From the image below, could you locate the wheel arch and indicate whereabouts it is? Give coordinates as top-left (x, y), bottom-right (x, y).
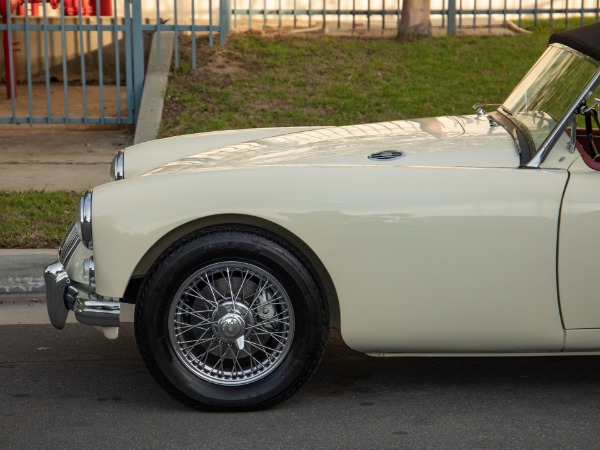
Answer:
top-left (127, 214), bottom-right (340, 329)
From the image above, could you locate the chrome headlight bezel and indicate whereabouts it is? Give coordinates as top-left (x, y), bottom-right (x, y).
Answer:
top-left (110, 150), bottom-right (125, 181)
top-left (78, 191), bottom-right (93, 250)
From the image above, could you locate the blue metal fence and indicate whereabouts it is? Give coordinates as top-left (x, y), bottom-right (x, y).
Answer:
top-left (0, 0), bottom-right (229, 125)
top-left (231, 0), bottom-right (600, 34)
top-left (3, 1), bottom-right (600, 126)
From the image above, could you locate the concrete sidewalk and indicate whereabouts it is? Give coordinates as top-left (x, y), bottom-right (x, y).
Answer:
top-left (0, 125), bottom-right (133, 191)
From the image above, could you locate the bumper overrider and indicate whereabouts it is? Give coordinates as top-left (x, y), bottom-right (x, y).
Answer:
top-left (44, 192), bottom-right (121, 337)
top-left (44, 261), bottom-right (120, 331)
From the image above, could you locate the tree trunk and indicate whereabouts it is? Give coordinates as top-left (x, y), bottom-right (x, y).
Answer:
top-left (398, 0), bottom-right (432, 37)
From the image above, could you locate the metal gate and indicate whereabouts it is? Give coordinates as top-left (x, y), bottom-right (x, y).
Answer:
top-left (0, 0), bottom-right (230, 125)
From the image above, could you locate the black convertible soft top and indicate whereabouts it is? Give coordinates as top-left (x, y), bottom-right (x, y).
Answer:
top-left (549, 22), bottom-right (600, 62)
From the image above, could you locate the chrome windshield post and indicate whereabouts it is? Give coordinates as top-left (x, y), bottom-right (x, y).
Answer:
top-left (568, 115), bottom-right (577, 154)
top-left (526, 75), bottom-right (600, 168)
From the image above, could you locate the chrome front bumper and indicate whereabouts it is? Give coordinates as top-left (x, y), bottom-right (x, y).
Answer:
top-left (44, 261), bottom-right (120, 330)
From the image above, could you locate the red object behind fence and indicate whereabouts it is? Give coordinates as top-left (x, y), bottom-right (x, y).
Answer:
top-left (1, 0), bottom-right (112, 100)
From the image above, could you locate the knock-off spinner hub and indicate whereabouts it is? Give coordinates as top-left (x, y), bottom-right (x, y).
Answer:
top-left (211, 302), bottom-right (254, 342)
top-left (218, 314), bottom-right (245, 339)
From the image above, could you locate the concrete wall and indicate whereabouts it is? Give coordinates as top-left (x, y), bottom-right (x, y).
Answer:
top-left (151, 0), bottom-right (590, 21)
top-left (228, 0), bottom-right (597, 29)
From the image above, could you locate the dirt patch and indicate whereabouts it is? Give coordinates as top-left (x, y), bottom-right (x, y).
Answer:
top-left (172, 36), bottom-right (250, 82)
top-left (205, 52), bottom-right (248, 78)
top-left (160, 37), bottom-right (252, 130)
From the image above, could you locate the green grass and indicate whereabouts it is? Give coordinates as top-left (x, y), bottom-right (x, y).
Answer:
top-left (0, 191), bottom-right (78, 248)
top-left (159, 32), bottom-right (550, 137)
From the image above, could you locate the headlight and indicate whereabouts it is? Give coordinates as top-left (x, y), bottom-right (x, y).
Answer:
top-left (78, 191), bottom-right (93, 250)
top-left (110, 150), bottom-right (124, 181)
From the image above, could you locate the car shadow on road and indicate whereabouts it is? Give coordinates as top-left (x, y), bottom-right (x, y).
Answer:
top-left (2, 323), bottom-right (600, 411)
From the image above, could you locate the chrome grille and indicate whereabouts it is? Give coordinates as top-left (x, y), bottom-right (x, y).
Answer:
top-left (59, 221), bottom-right (81, 265)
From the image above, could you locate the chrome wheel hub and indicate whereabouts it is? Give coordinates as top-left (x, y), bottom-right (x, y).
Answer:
top-left (211, 302), bottom-right (255, 342)
top-left (167, 262), bottom-right (295, 386)
top-left (218, 314), bottom-right (244, 339)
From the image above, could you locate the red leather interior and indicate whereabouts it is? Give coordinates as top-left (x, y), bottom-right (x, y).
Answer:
top-left (575, 128), bottom-right (600, 170)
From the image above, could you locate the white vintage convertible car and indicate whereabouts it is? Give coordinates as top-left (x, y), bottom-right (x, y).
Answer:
top-left (46, 23), bottom-right (600, 411)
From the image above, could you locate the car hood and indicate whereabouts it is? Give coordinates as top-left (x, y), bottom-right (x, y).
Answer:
top-left (144, 115), bottom-right (518, 176)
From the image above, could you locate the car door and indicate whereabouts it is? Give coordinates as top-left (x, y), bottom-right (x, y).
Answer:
top-left (558, 155), bottom-right (600, 350)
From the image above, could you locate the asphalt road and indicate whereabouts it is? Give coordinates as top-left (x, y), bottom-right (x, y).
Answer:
top-left (2, 305), bottom-right (600, 449)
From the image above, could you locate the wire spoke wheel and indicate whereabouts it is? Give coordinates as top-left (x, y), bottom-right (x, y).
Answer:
top-left (167, 262), bottom-right (295, 386)
top-left (135, 229), bottom-right (328, 411)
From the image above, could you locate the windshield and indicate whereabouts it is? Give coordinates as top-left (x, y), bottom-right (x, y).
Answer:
top-left (502, 44), bottom-right (600, 154)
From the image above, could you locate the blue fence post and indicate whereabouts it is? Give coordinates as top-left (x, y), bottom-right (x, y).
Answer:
top-left (447, 0), bottom-right (456, 36)
top-left (131, 0), bottom-right (145, 123)
top-left (220, 0), bottom-right (231, 45)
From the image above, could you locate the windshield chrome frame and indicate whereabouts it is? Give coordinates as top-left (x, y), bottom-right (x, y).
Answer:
top-left (526, 75), bottom-right (600, 168)
top-left (522, 48), bottom-right (600, 168)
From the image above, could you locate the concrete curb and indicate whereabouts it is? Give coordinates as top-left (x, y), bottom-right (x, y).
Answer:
top-left (0, 249), bottom-right (56, 297)
top-left (133, 31), bottom-right (175, 145)
top-left (505, 20), bottom-right (534, 35)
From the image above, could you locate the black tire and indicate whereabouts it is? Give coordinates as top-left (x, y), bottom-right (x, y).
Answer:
top-left (135, 228), bottom-right (328, 411)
